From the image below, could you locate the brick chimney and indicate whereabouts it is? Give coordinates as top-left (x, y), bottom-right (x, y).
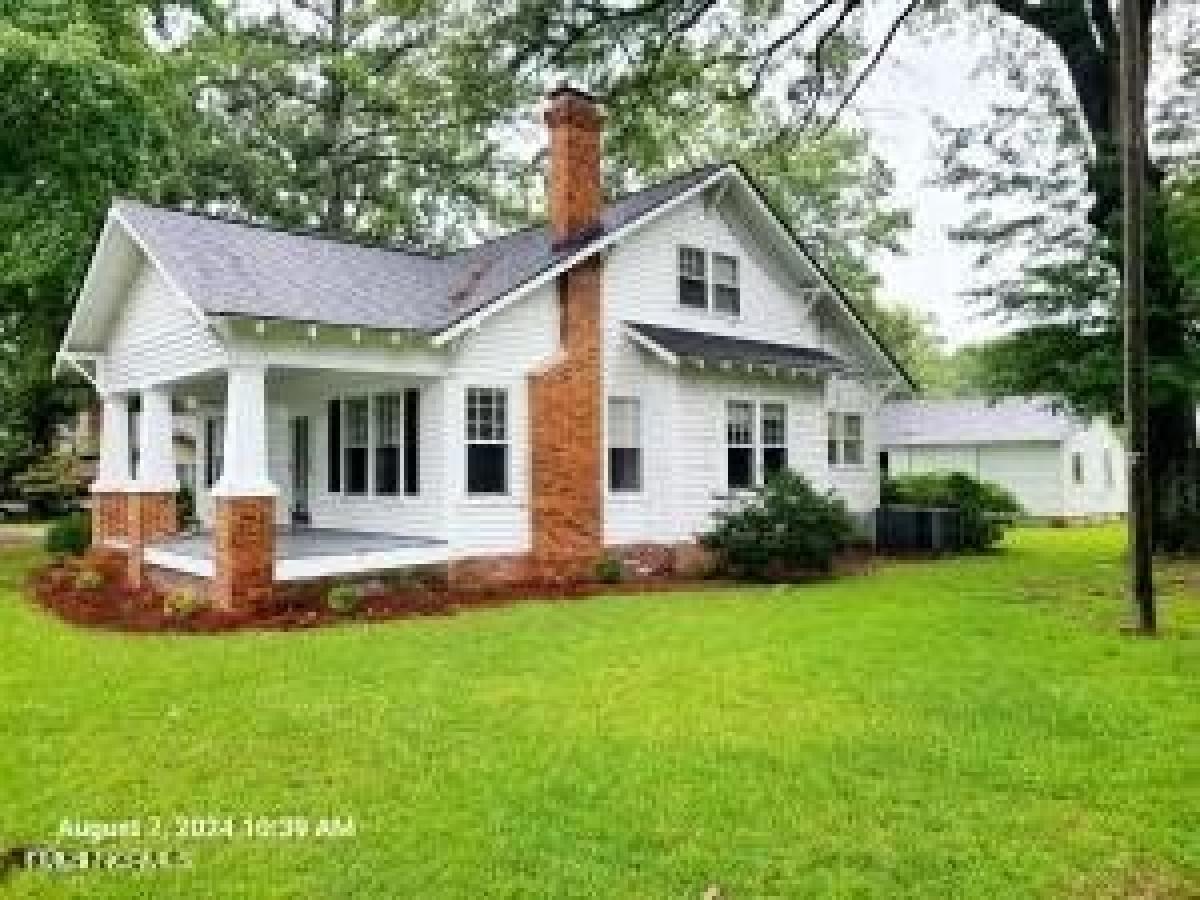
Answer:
top-left (545, 85), bottom-right (603, 248)
top-left (524, 85), bottom-right (606, 576)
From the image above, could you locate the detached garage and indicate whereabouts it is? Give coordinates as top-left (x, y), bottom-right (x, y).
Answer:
top-left (880, 397), bottom-right (1127, 520)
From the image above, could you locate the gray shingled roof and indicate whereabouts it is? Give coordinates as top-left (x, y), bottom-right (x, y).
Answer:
top-left (881, 397), bottom-right (1079, 446)
top-left (626, 321), bottom-right (852, 373)
top-left (113, 162), bottom-right (728, 333)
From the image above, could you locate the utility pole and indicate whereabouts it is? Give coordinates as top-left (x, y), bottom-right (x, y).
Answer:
top-left (1120, 0), bottom-right (1155, 633)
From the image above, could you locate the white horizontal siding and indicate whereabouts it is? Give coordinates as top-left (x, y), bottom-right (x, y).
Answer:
top-left (1062, 419), bottom-right (1127, 517)
top-left (103, 260), bottom-right (225, 390)
top-left (443, 283), bottom-right (559, 555)
top-left (824, 377), bottom-right (882, 514)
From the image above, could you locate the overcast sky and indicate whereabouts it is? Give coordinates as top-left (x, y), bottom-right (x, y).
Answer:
top-left (853, 17), bottom-right (1008, 349)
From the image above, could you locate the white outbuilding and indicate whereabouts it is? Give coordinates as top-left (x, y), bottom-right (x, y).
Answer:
top-left (880, 397), bottom-right (1126, 520)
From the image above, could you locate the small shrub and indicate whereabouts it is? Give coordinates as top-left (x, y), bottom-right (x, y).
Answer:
top-left (72, 568), bottom-right (105, 591)
top-left (701, 470), bottom-right (856, 580)
top-left (593, 554), bottom-right (624, 584)
top-left (45, 513), bottom-right (91, 557)
top-left (326, 583), bottom-right (362, 615)
top-left (882, 472), bottom-right (1022, 551)
top-left (164, 588), bottom-right (204, 618)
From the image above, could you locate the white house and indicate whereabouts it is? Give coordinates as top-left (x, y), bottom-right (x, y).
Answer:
top-left (56, 86), bottom-right (912, 608)
top-left (880, 397), bottom-right (1127, 520)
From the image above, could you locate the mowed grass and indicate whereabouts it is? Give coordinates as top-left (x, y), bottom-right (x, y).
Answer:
top-left (3, 526), bottom-right (1200, 898)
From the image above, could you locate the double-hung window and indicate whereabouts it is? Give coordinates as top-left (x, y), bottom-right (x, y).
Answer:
top-left (726, 401), bottom-right (756, 490)
top-left (466, 387), bottom-right (509, 495)
top-left (761, 403), bottom-right (788, 480)
top-left (679, 247), bottom-right (741, 315)
top-left (827, 412), bottom-right (864, 466)
top-left (712, 253), bottom-right (740, 316)
top-left (608, 397), bottom-right (643, 493)
top-left (678, 247), bottom-right (708, 309)
top-left (344, 396), bottom-right (370, 495)
top-left (375, 392), bottom-right (403, 496)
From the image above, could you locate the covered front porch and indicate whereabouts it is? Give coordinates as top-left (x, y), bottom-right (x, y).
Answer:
top-left (146, 527), bottom-right (449, 581)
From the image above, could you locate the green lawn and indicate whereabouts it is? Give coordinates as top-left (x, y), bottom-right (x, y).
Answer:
top-left (3, 526), bottom-right (1200, 898)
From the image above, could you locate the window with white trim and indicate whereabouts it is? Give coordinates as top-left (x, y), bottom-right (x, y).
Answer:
top-left (1104, 448), bottom-right (1114, 487)
top-left (761, 403), bottom-right (788, 480)
top-left (726, 400), bottom-right (756, 490)
top-left (608, 396), bottom-right (643, 493)
top-left (344, 395), bottom-right (370, 495)
top-left (466, 387), bottom-right (508, 495)
top-left (375, 392), bottom-right (403, 496)
top-left (712, 253), bottom-right (740, 316)
top-left (827, 412), bottom-right (864, 466)
top-left (679, 246), bottom-right (742, 315)
top-left (1072, 451), bottom-right (1084, 484)
top-left (678, 247), bottom-right (707, 309)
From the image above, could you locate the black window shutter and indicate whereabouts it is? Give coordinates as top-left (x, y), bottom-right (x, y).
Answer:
top-left (403, 388), bottom-right (420, 495)
top-left (204, 418), bottom-right (215, 488)
top-left (328, 398), bottom-right (342, 492)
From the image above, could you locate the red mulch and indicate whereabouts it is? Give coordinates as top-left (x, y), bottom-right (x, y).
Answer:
top-left (29, 550), bottom-right (877, 636)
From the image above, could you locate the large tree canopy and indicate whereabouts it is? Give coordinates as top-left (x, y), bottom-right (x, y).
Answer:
top-left (0, 0), bottom-right (177, 480)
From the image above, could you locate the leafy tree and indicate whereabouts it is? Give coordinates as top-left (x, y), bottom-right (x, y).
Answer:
top-left (168, 0), bottom-right (530, 244)
top-left (0, 0), bottom-right (175, 483)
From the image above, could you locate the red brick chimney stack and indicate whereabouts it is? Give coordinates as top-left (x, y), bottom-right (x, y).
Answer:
top-left (544, 85), bottom-right (603, 248)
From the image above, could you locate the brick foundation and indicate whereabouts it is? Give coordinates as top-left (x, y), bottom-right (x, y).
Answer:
top-left (126, 491), bottom-right (177, 587)
top-left (90, 492), bottom-right (129, 546)
top-left (212, 495), bottom-right (275, 610)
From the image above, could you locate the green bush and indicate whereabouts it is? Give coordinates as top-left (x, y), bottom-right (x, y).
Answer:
top-left (882, 472), bottom-right (1023, 551)
top-left (45, 512), bottom-right (91, 556)
top-left (72, 568), bottom-right (104, 591)
top-left (701, 470), bottom-right (856, 580)
top-left (593, 554), bottom-right (624, 584)
top-left (326, 583), bottom-right (362, 615)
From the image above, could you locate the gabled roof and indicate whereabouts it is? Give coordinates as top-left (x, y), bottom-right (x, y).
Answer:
top-left (881, 397), bottom-right (1080, 446)
top-left (109, 162), bottom-right (728, 333)
top-left (625, 322), bottom-right (853, 375)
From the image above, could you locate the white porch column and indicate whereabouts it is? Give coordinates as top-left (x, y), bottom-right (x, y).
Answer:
top-left (92, 391), bottom-right (132, 492)
top-left (134, 386), bottom-right (179, 493)
top-left (212, 362), bottom-right (277, 496)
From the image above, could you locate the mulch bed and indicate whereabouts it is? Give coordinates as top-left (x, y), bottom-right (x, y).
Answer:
top-left (29, 549), bottom-right (877, 635)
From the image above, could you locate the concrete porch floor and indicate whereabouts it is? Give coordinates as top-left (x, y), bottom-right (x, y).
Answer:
top-left (144, 527), bottom-right (450, 581)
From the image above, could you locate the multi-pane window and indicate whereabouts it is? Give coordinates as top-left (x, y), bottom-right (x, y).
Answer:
top-left (344, 395), bottom-right (370, 495)
top-left (827, 412), bottom-right (864, 466)
top-left (375, 393), bottom-right (403, 496)
top-left (204, 415), bottom-right (225, 488)
top-left (608, 397), bottom-right (643, 492)
top-left (726, 401), bottom-right (755, 490)
top-left (678, 247), bottom-right (708, 309)
top-left (466, 387), bottom-right (509, 495)
top-left (712, 253), bottom-right (740, 316)
top-left (679, 246), bottom-right (742, 315)
top-left (761, 403), bottom-right (788, 480)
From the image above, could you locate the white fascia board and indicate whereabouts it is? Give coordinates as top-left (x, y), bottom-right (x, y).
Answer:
top-left (432, 165), bottom-right (735, 346)
top-left (56, 214), bottom-right (120, 367)
top-left (723, 168), bottom-right (911, 388)
top-left (622, 325), bottom-right (679, 366)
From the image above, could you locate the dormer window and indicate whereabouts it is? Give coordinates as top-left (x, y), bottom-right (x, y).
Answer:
top-left (678, 246), bottom-right (740, 316)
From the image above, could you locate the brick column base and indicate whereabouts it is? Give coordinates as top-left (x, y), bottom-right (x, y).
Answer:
top-left (126, 492), bottom-right (178, 587)
top-left (91, 492), bottom-right (129, 546)
top-left (213, 495), bottom-right (274, 610)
